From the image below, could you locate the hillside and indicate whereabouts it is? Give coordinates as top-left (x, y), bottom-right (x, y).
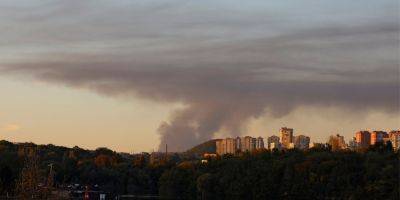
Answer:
top-left (185, 139), bottom-right (218, 156)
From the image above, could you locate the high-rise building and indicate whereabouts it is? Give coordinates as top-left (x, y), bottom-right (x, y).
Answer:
top-left (370, 131), bottom-right (388, 145)
top-left (280, 127), bottom-right (294, 149)
top-left (251, 137), bottom-right (257, 150)
top-left (355, 131), bottom-right (371, 148)
top-left (240, 136), bottom-right (258, 152)
top-left (270, 142), bottom-right (280, 149)
top-left (216, 138), bottom-right (238, 155)
top-left (256, 137), bottom-right (264, 149)
top-left (294, 135), bottom-right (310, 150)
top-left (241, 136), bottom-right (252, 152)
top-left (217, 136), bottom-right (266, 155)
top-left (267, 135), bottom-right (280, 150)
top-left (226, 138), bottom-right (237, 154)
top-left (216, 139), bottom-right (225, 155)
top-left (235, 136), bottom-right (241, 150)
top-left (389, 130), bottom-right (400, 150)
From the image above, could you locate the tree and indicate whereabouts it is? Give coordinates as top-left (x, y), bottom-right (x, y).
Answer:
top-left (15, 148), bottom-right (42, 199)
top-left (159, 168), bottom-right (197, 199)
top-left (0, 166), bottom-right (13, 194)
top-left (328, 136), bottom-right (340, 151)
top-left (196, 173), bottom-right (216, 200)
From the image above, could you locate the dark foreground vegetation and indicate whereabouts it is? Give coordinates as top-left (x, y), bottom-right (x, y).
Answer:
top-left (0, 140), bottom-right (398, 199)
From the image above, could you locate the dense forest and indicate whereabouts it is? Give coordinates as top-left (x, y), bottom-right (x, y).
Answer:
top-left (0, 140), bottom-right (398, 199)
top-left (160, 144), bottom-right (399, 200)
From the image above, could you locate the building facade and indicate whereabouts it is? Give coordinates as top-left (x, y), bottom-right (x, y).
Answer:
top-left (217, 136), bottom-right (267, 155)
top-left (240, 136), bottom-right (256, 152)
top-left (280, 127), bottom-right (294, 149)
top-left (235, 136), bottom-right (241, 150)
top-left (294, 135), bottom-right (310, 150)
top-left (241, 136), bottom-right (251, 152)
top-left (370, 131), bottom-right (388, 145)
top-left (355, 131), bottom-right (371, 148)
top-left (389, 130), bottom-right (400, 150)
top-left (256, 137), bottom-right (264, 149)
top-left (267, 135), bottom-right (280, 150)
top-left (216, 138), bottom-right (238, 155)
top-left (216, 139), bottom-right (225, 155)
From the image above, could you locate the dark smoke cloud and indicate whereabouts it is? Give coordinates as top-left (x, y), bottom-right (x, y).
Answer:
top-left (0, 0), bottom-right (399, 151)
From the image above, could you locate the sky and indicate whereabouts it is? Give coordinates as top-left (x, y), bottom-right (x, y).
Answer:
top-left (0, 0), bottom-right (399, 152)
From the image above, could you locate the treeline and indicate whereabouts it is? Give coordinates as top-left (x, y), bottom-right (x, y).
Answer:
top-left (0, 140), bottom-right (178, 197)
top-left (0, 140), bottom-right (398, 199)
top-left (159, 143), bottom-right (399, 200)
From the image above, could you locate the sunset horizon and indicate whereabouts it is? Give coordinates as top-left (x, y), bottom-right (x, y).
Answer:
top-left (0, 1), bottom-right (399, 199)
top-left (1, 0), bottom-right (398, 153)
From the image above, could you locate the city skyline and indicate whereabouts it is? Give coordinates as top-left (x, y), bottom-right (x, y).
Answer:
top-left (3, 124), bottom-right (399, 153)
top-left (215, 128), bottom-right (400, 155)
top-left (0, 0), bottom-right (399, 152)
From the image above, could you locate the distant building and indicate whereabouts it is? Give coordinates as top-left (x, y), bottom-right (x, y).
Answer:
top-left (226, 138), bottom-right (237, 154)
top-left (267, 135), bottom-right (280, 150)
top-left (202, 153), bottom-right (217, 163)
top-left (217, 136), bottom-right (265, 155)
top-left (370, 131), bottom-right (388, 145)
top-left (256, 137), bottom-right (264, 149)
top-left (240, 136), bottom-right (250, 152)
top-left (389, 130), bottom-right (400, 150)
top-left (235, 136), bottom-right (241, 150)
top-left (355, 131), bottom-right (371, 148)
top-left (294, 135), bottom-right (310, 150)
top-left (270, 142), bottom-right (280, 150)
top-left (203, 153), bottom-right (217, 159)
top-left (310, 143), bottom-right (329, 149)
top-left (288, 143), bottom-right (295, 149)
top-left (328, 134), bottom-right (347, 150)
top-left (215, 140), bottom-right (224, 155)
top-left (280, 127), bottom-right (294, 149)
top-left (252, 137), bottom-right (257, 150)
top-left (241, 136), bottom-right (256, 152)
top-left (216, 138), bottom-right (237, 155)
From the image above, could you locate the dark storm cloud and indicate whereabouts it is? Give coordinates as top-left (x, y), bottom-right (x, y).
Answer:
top-left (0, 0), bottom-right (398, 151)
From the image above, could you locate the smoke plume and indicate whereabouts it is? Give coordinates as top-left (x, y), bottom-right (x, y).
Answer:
top-left (0, 0), bottom-right (398, 151)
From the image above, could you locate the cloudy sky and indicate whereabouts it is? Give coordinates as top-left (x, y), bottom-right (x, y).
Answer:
top-left (0, 0), bottom-right (398, 152)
